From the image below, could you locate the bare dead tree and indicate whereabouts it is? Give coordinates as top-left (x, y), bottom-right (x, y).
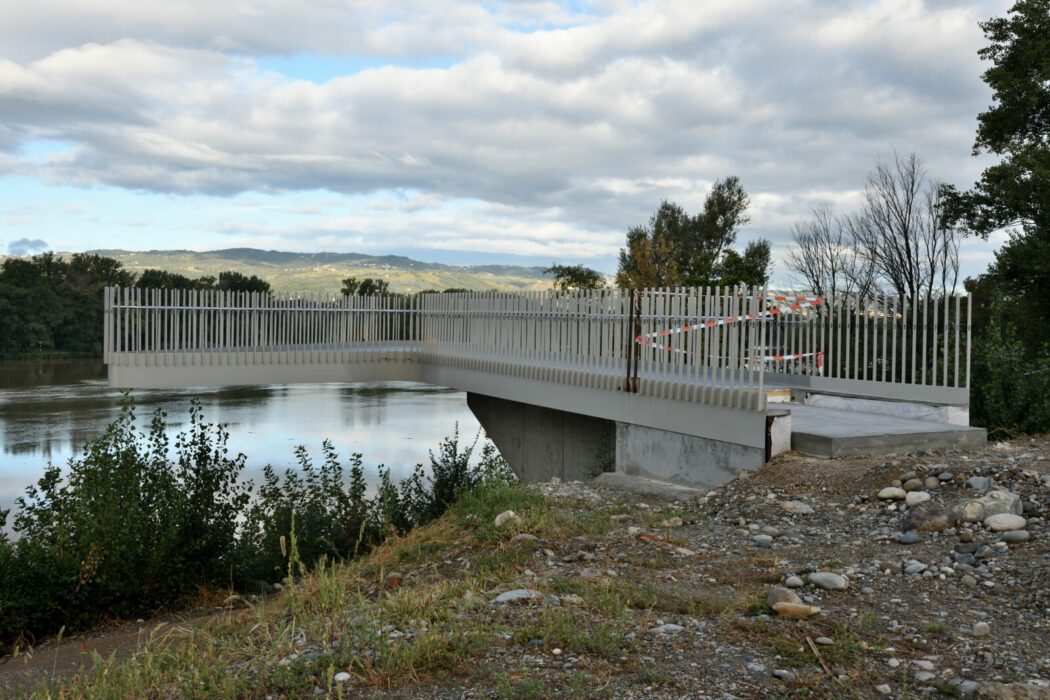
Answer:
top-left (784, 205), bottom-right (877, 299)
top-left (846, 152), bottom-right (962, 300)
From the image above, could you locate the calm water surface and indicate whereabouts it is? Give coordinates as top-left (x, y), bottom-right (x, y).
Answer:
top-left (0, 359), bottom-right (480, 518)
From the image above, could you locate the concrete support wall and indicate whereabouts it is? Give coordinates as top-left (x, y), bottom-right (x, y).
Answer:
top-left (469, 392), bottom-right (765, 489)
top-left (467, 393), bottom-right (614, 482)
top-left (614, 422), bottom-right (764, 489)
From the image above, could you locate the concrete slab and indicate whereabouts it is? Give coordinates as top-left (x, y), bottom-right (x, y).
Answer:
top-left (787, 404), bottom-right (987, 458)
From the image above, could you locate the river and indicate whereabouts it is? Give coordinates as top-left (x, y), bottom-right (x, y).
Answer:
top-left (0, 359), bottom-right (481, 522)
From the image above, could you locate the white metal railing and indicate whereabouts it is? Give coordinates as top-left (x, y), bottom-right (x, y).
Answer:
top-left (104, 286), bottom-right (971, 410)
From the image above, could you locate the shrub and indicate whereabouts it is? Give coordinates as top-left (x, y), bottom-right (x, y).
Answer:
top-left (1, 397), bottom-right (250, 642)
top-left (971, 315), bottom-right (1050, 438)
top-left (237, 441), bottom-right (377, 586)
top-left (0, 401), bottom-right (514, 647)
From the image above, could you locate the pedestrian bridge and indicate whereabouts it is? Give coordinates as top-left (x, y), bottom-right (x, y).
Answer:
top-left (104, 286), bottom-right (985, 487)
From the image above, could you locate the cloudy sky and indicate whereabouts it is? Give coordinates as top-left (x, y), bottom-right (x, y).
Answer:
top-left (0, 0), bottom-right (1012, 280)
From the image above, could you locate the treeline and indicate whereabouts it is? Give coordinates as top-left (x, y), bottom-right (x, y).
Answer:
top-left (0, 252), bottom-right (270, 356)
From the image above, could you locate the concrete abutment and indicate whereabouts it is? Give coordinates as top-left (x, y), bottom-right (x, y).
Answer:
top-left (467, 392), bottom-right (763, 488)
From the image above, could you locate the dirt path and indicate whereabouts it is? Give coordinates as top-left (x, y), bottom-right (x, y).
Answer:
top-left (0, 609), bottom-right (229, 695)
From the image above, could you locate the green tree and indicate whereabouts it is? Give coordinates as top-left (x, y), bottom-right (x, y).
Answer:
top-left (136, 269), bottom-right (202, 290)
top-left (615, 177), bottom-right (767, 288)
top-left (341, 277), bottom-right (390, 296)
top-left (543, 264), bottom-right (605, 291)
top-left (217, 270), bottom-right (271, 294)
top-left (940, 0), bottom-right (1050, 343)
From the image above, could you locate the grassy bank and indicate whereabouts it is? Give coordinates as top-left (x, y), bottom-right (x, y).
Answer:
top-left (0, 398), bottom-right (512, 649)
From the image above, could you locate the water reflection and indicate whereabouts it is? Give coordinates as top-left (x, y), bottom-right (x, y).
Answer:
top-left (0, 360), bottom-right (480, 519)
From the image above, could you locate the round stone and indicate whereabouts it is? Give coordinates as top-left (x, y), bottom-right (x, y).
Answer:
top-left (766, 587), bottom-right (802, 607)
top-left (906, 491), bottom-right (931, 507)
top-left (925, 477), bottom-right (941, 489)
top-left (878, 487), bottom-right (907, 500)
top-left (900, 532), bottom-right (921, 544)
top-left (984, 513), bottom-right (1026, 531)
top-left (973, 621), bottom-right (991, 638)
top-left (785, 575), bottom-right (804, 588)
top-left (903, 478), bottom-right (924, 492)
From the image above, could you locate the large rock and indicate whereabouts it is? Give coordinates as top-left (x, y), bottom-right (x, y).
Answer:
top-left (977, 490), bottom-right (1023, 518)
top-left (951, 500), bottom-right (986, 523)
top-left (903, 501), bottom-right (950, 532)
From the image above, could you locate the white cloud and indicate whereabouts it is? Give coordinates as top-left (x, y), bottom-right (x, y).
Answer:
top-left (0, 0), bottom-right (1014, 278)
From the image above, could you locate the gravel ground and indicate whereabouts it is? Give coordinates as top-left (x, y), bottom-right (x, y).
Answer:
top-left (359, 436), bottom-right (1050, 699)
top-left (4, 435), bottom-right (1050, 699)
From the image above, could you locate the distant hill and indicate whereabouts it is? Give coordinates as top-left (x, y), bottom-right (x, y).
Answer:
top-left (80, 249), bottom-right (552, 294)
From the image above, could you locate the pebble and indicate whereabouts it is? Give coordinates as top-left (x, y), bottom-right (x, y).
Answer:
top-left (745, 662), bottom-right (766, 673)
top-left (906, 491), bottom-right (931, 506)
top-left (966, 476), bottom-right (993, 491)
top-left (814, 636), bottom-right (833, 646)
top-left (904, 563), bottom-right (926, 575)
top-left (334, 672), bottom-right (350, 682)
top-left (491, 589), bottom-right (545, 605)
top-left (772, 669), bottom-right (796, 681)
top-left (784, 575), bottom-right (804, 588)
top-left (878, 487), bottom-right (907, 500)
top-left (650, 623), bottom-right (684, 635)
top-left (752, 534), bottom-right (773, 548)
top-left (984, 513), bottom-right (1026, 531)
top-left (767, 587), bottom-right (802, 607)
top-left (808, 572), bottom-right (848, 590)
top-left (780, 501), bottom-right (814, 515)
top-left (494, 510), bottom-right (520, 528)
top-left (876, 684), bottom-right (892, 695)
top-left (973, 621), bottom-right (990, 638)
top-left (903, 478), bottom-right (924, 492)
top-left (900, 532), bottom-right (921, 544)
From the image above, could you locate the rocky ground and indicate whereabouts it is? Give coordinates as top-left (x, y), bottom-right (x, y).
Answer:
top-left (4, 435), bottom-right (1050, 699)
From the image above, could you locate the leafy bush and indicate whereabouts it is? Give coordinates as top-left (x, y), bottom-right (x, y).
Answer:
top-left (0, 402), bottom-right (514, 647)
top-left (971, 315), bottom-right (1050, 438)
top-left (237, 441), bottom-right (377, 586)
top-left (0, 398), bottom-right (249, 642)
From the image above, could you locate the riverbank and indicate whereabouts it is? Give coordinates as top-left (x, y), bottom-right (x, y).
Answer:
top-left (4, 436), bottom-right (1050, 698)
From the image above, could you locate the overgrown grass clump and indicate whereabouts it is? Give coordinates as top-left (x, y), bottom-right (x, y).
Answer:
top-left (0, 397), bottom-right (514, 648)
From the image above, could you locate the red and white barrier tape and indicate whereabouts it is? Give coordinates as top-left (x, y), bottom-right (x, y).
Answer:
top-left (632, 296), bottom-right (825, 372)
top-left (635, 297), bottom-right (824, 346)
